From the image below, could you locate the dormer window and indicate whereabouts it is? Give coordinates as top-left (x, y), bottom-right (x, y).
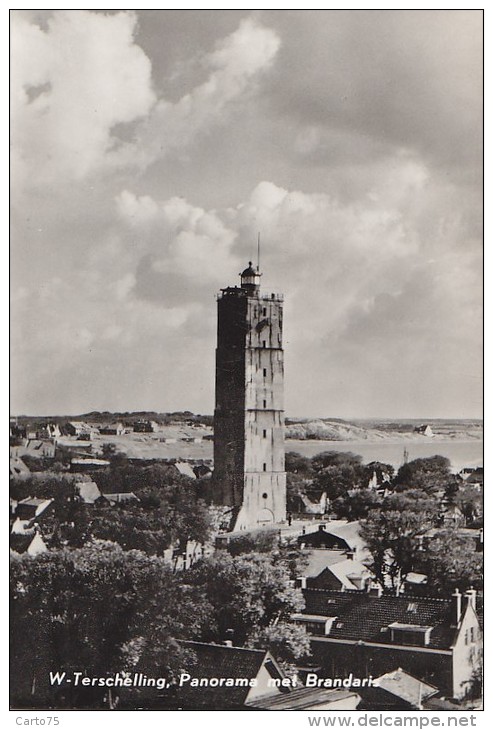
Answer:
top-left (292, 614), bottom-right (337, 636)
top-left (388, 622), bottom-right (433, 646)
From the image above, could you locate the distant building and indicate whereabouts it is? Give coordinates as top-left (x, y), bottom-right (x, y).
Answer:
top-left (133, 420), bottom-right (158, 433)
top-left (414, 424), bottom-right (434, 437)
top-left (99, 422), bottom-right (125, 436)
top-left (75, 480), bottom-right (101, 504)
top-left (102, 492), bottom-right (139, 505)
top-left (10, 531), bottom-right (48, 557)
top-left (70, 457), bottom-right (110, 473)
top-left (64, 421), bottom-right (98, 439)
top-left (15, 498), bottom-right (54, 521)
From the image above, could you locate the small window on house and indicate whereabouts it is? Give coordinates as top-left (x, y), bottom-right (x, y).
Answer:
top-left (262, 340), bottom-right (266, 348)
top-left (407, 602), bottom-right (417, 613)
top-left (263, 429), bottom-right (267, 438)
top-left (263, 368), bottom-right (267, 377)
top-left (263, 463), bottom-right (267, 472)
top-left (263, 307), bottom-right (267, 316)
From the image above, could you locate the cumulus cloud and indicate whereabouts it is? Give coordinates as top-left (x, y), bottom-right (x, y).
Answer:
top-left (10, 11), bottom-right (481, 417)
top-left (11, 10), bottom-right (155, 189)
top-left (11, 12), bottom-right (280, 192)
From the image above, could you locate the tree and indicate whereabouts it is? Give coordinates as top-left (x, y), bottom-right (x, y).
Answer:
top-left (331, 488), bottom-right (383, 521)
top-left (183, 552), bottom-right (305, 650)
top-left (416, 529), bottom-right (483, 597)
top-left (360, 509), bottom-right (432, 593)
top-left (226, 529), bottom-right (279, 556)
top-left (393, 455), bottom-right (457, 494)
top-left (285, 452), bottom-right (313, 476)
top-left (246, 622), bottom-right (310, 673)
top-left (310, 452), bottom-right (364, 501)
top-left (10, 542), bottom-right (212, 708)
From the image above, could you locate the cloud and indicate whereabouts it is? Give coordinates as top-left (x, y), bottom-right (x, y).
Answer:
top-left (11, 10), bottom-right (155, 189)
top-left (10, 11), bottom-right (481, 418)
top-left (110, 18), bottom-right (281, 169)
top-left (11, 12), bottom-right (281, 194)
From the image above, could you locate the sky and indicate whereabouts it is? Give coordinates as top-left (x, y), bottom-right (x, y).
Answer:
top-left (10, 9), bottom-right (483, 419)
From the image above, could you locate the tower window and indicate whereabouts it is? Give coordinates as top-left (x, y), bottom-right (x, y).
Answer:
top-left (262, 492), bottom-right (268, 499)
top-left (263, 368), bottom-right (267, 378)
top-left (262, 340), bottom-right (266, 348)
top-left (263, 400), bottom-right (267, 409)
top-left (263, 429), bottom-right (267, 438)
top-left (263, 463), bottom-right (267, 472)
top-left (262, 307), bottom-right (267, 316)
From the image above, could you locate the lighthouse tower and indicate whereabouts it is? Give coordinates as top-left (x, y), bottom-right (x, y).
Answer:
top-left (213, 262), bottom-right (286, 531)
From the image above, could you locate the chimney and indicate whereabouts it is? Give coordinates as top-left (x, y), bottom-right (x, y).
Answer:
top-left (367, 582), bottom-right (383, 597)
top-left (464, 588), bottom-right (477, 611)
top-left (452, 588), bottom-right (462, 626)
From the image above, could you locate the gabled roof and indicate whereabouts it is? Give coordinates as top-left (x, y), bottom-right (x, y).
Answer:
top-left (374, 668), bottom-right (438, 706)
top-left (164, 640), bottom-right (283, 708)
top-left (301, 549), bottom-right (350, 577)
top-left (302, 589), bottom-right (457, 649)
top-left (102, 492), bottom-right (139, 504)
top-left (246, 687), bottom-right (359, 710)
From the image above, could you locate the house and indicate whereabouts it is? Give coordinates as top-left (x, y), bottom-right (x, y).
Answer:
top-left (438, 503), bottom-right (466, 529)
top-left (10, 456), bottom-right (30, 477)
top-left (10, 531), bottom-right (48, 557)
top-left (459, 467), bottom-right (483, 488)
top-left (70, 457), bottom-right (110, 473)
top-left (295, 587), bottom-right (481, 699)
top-left (174, 462), bottom-right (196, 479)
top-left (357, 668), bottom-right (438, 710)
top-left (99, 422), bottom-right (125, 436)
top-left (193, 463), bottom-right (212, 479)
top-left (35, 423), bottom-right (61, 440)
top-left (76, 480), bottom-right (101, 504)
top-left (297, 550), bottom-right (372, 591)
top-left (102, 492), bottom-right (139, 505)
top-left (153, 640), bottom-right (360, 710)
top-left (15, 498), bottom-right (54, 521)
top-left (298, 521), bottom-right (369, 561)
top-left (64, 421), bottom-right (98, 439)
top-left (246, 687), bottom-right (361, 710)
top-left (155, 640), bottom-right (286, 709)
top-left (16, 440), bottom-right (56, 459)
top-left (133, 420), bottom-right (158, 433)
top-left (414, 424), bottom-right (434, 437)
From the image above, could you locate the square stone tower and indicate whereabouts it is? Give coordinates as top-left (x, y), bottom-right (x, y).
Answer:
top-left (213, 263), bottom-right (287, 531)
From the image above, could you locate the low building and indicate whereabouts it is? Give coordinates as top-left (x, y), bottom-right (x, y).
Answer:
top-left (64, 421), bottom-right (98, 439)
top-left (133, 420), bottom-right (159, 433)
top-left (297, 550), bottom-right (372, 591)
top-left (298, 522), bottom-right (369, 561)
top-left (99, 422), bottom-right (125, 436)
top-left (414, 424), bottom-right (434, 437)
top-left (10, 531), bottom-right (48, 557)
top-left (102, 492), bottom-right (139, 505)
top-left (16, 498), bottom-right (54, 521)
top-left (70, 457), bottom-right (110, 473)
top-left (76, 480), bottom-right (101, 504)
top-left (357, 668), bottom-right (438, 710)
top-left (296, 587), bottom-right (481, 699)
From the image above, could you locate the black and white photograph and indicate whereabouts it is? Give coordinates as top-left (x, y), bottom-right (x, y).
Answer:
top-left (9, 8), bottom-right (483, 716)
